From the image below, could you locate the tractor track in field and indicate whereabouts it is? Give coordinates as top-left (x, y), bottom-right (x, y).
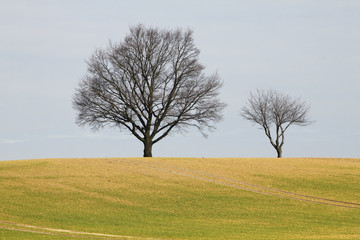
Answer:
top-left (122, 159), bottom-right (360, 209)
top-left (0, 221), bottom-right (171, 240)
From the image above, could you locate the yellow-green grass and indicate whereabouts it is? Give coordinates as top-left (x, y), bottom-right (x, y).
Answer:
top-left (1, 157), bottom-right (360, 239)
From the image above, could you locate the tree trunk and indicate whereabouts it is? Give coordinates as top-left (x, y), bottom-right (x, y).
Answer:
top-left (143, 139), bottom-right (153, 157)
top-left (276, 147), bottom-right (282, 158)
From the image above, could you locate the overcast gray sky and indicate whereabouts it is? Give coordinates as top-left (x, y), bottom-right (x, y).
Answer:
top-left (1, 0), bottom-right (359, 160)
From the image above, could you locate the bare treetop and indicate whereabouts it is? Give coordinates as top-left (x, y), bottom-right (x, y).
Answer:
top-left (73, 24), bottom-right (226, 157)
top-left (241, 89), bottom-right (313, 158)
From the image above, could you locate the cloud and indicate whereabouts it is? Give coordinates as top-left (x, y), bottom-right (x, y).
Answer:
top-left (45, 132), bottom-right (133, 141)
top-left (46, 134), bottom-right (78, 140)
top-left (0, 139), bottom-right (26, 144)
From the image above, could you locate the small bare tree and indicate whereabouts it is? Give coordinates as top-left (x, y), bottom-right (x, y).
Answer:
top-left (73, 24), bottom-right (226, 157)
top-left (241, 89), bottom-right (312, 158)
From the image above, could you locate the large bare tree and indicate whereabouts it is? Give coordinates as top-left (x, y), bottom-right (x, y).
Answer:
top-left (73, 24), bottom-right (226, 157)
top-left (241, 89), bottom-right (312, 158)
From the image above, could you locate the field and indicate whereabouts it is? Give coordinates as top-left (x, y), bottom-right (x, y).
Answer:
top-left (0, 157), bottom-right (360, 239)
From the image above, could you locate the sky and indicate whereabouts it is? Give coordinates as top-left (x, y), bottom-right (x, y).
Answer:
top-left (0, 0), bottom-right (359, 160)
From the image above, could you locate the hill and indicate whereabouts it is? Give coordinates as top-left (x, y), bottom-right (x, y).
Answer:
top-left (1, 157), bottom-right (360, 239)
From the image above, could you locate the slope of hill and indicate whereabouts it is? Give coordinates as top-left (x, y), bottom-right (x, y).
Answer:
top-left (1, 157), bottom-right (359, 239)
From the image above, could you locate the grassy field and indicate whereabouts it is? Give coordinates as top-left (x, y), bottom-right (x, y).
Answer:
top-left (0, 157), bottom-right (360, 239)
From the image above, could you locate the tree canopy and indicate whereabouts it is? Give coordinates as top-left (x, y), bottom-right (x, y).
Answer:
top-left (73, 24), bottom-right (226, 157)
top-left (241, 89), bottom-right (312, 158)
